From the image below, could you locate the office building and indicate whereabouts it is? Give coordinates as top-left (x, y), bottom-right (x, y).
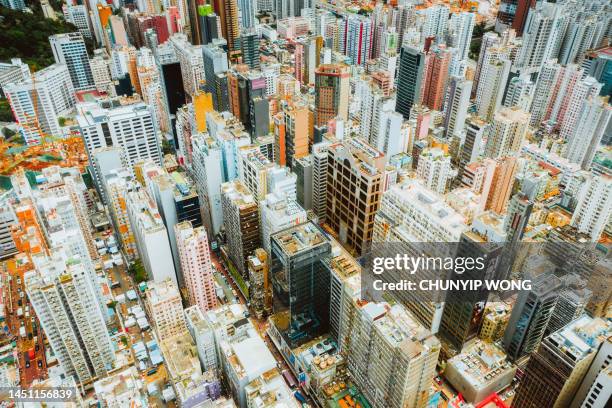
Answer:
top-left (77, 99), bottom-right (162, 185)
top-left (513, 316), bottom-right (610, 408)
top-left (326, 138), bottom-right (385, 256)
top-left (213, 0), bottom-right (240, 51)
top-left (438, 230), bottom-right (505, 353)
top-left (395, 45), bottom-right (425, 119)
top-left (239, 29), bottom-right (260, 70)
top-left (145, 278), bottom-right (188, 342)
top-left (311, 141), bottom-right (330, 223)
top-left (126, 189), bottom-right (178, 287)
top-left (175, 221), bottom-right (218, 313)
top-left (49, 32), bottom-right (95, 91)
top-left (26, 252), bottom-right (115, 385)
top-left (480, 303), bottom-right (512, 343)
top-left (314, 64), bottom-right (349, 126)
top-left (270, 221), bottom-right (332, 346)
top-left (503, 272), bottom-right (562, 362)
top-left (221, 180), bottom-right (261, 278)
top-left (546, 274), bottom-right (592, 336)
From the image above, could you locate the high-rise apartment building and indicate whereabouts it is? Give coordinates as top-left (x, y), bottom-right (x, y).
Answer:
top-left (170, 33), bottom-right (205, 99)
top-left (26, 252), bottom-right (115, 385)
top-left (564, 96), bottom-right (611, 169)
top-left (571, 174), bottom-right (612, 241)
top-left (476, 55), bottom-right (511, 121)
top-left (343, 14), bottom-right (372, 66)
top-left (342, 301), bottom-right (441, 408)
top-left (444, 76), bottom-right (472, 139)
top-left (485, 107), bottom-right (530, 159)
top-left (416, 147), bottom-right (454, 194)
top-left (485, 156), bottom-right (518, 215)
top-left (395, 45), bottom-right (425, 119)
top-left (421, 45), bottom-right (451, 111)
top-left (314, 64), bottom-right (349, 127)
top-left (192, 134), bottom-right (224, 236)
top-left (175, 221), bottom-right (218, 312)
top-left (326, 138), bottom-right (385, 256)
top-left (517, 1), bottom-right (567, 71)
top-left (49, 32), bottom-right (95, 91)
top-left (221, 180), bottom-right (261, 277)
top-left (145, 278), bottom-right (188, 342)
top-left (4, 64), bottom-right (75, 144)
top-left (101, 168), bottom-right (139, 261)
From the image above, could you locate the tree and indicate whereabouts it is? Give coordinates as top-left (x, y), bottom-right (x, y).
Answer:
top-left (0, 98), bottom-right (14, 123)
top-left (0, 7), bottom-right (80, 71)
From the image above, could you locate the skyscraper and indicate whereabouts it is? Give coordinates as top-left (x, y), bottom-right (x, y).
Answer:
top-left (26, 252), bottom-right (115, 385)
top-left (314, 64), bottom-right (350, 127)
top-left (564, 96), bottom-right (611, 169)
top-left (49, 32), bottom-right (95, 91)
top-left (239, 29), bottom-right (261, 70)
top-left (444, 76), bottom-right (472, 139)
top-left (503, 272), bottom-right (561, 362)
top-left (213, 0), bottom-right (240, 51)
top-left (145, 278), bottom-right (188, 342)
top-left (4, 64), bottom-right (75, 144)
top-left (476, 56), bottom-right (511, 121)
top-left (326, 138), bottom-right (385, 256)
top-left (512, 316), bottom-right (610, 408)
top-left (485, 107), bottom-right (530, 159)
top-left (342, 300), bottom-right (441, 408)
top-left (270, 221), bottom-right (332, 346)
top-left (395, 45), bottom-right (425, 119)
top-left (175, 221), bottom-right (218, 312)
top-left (571, 174), bottom-right (612, 241)
top-left (221, 180), bottom-right (261, 278)
top-left (421, 45), bottom-right (451, 111)
top-left (77, 100), bottom-right (162, 182)
top-left (517, 1), bottom-right (567, 71)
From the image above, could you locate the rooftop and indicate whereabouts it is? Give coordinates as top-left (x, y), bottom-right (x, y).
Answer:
top-left (447, 341), bottom-right (515, 390)
top-left (271, 221), bottom-right (328, 256)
